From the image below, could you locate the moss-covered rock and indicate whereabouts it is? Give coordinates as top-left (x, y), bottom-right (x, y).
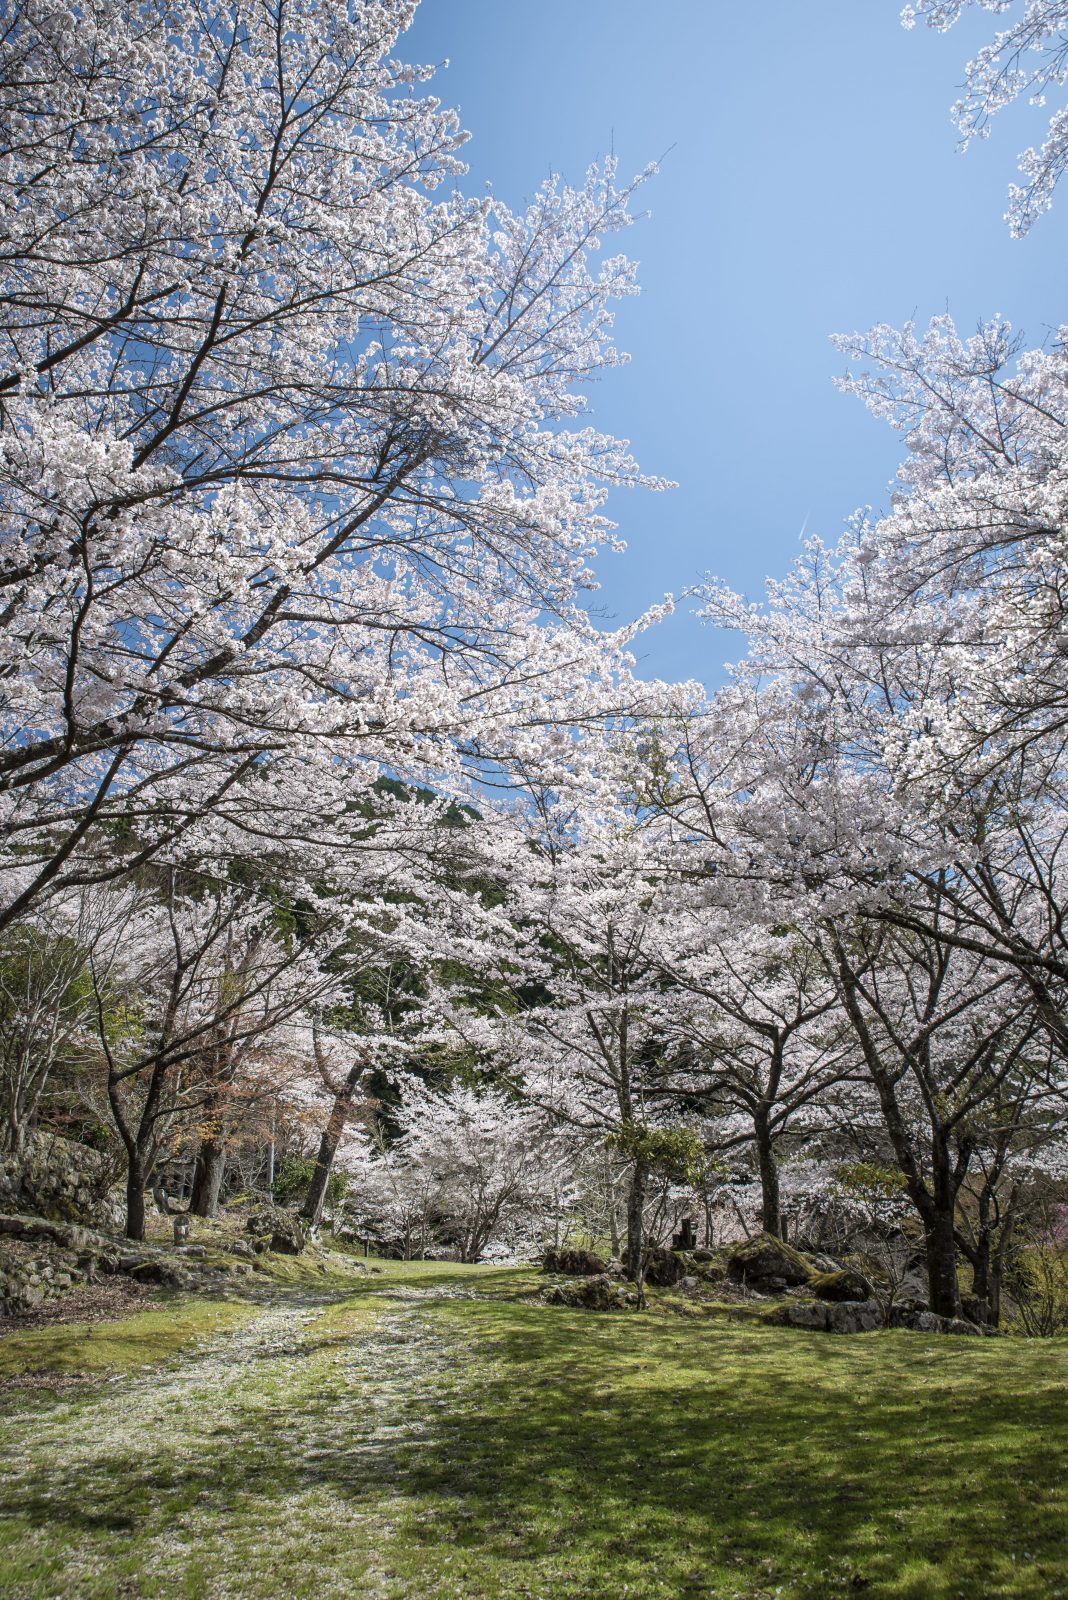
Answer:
top-left (809, 1267), bottom-right (872, 1302)
top-left (826, 1298), bottom-right (882, 1334)
top-left (642, 1246), bottom-right (687, 1287)
top-left (544, 1273), bottom-right (639, 1311)
top-left (682, 1251), bottom-right (726, 1283)
top-left (769, 1299), bottom-right (831, 1331)
top-left (542, 1245), bottom-right (606, 1276)
top-left (725, 1233), bottom-right (814, 1291)
top-left (245, 1206), bottom-right (306, 1255)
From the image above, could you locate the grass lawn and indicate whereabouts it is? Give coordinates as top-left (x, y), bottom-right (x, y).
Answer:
top-left (0, 1296), bottom-right (255, 1381)
top-left (0, 1260), bottom-right (1065, 1599)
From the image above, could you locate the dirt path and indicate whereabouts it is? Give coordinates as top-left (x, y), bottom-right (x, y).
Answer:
top-left (0, 1284), bottom-right (473, 1599)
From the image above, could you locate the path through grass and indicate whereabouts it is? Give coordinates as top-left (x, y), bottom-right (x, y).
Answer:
top-left (0, 1262), bottom-right (1066, 1599)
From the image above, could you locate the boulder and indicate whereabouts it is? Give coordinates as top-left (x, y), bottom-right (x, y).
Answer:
top-left (826, 1298), bottom-right (882, 1334)
top-left (891, 1305), bottom-right (982, 1335)
top-left (677, 1251), bottom-right (725, 1283)
top-left (810, 1267), bottom-right (873, 1303)
top-left (887, 1296), bottom-right (929, 1327)
top-left (642, 1246), bottom-right (688, 1287)
top-left (541, 1245), bottom-right (607, 1276)
top-left (125, 1256), bottom-right (192, 1289)
top-left (770, 1299), bottom-right (831, 1331)
top-left (245, 1206), bottom-right (306, 1255)
top-left (221, 1238), bottom-right (257, 1261)
top-left (805, 1252), bottom-right (843, 1274)
top-left (726, 1233), bottom-right (813, 1292)
top-left (545, 1273), bottom-right (640, 1311)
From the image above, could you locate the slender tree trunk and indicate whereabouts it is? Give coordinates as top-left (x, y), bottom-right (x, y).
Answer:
top-left (189, 1136), bottom-right (226, 1218)
top-left (967, 1237), bottom-right (997, 1326)
top-left (126, 1154), bottom-right (147, 1242)
top-left (300, 1064), bottom-right (360, 1228)
top-left (754, 1112), bottom-right (781, 1239)
top-left (609, 1206), bottom-right (621, 1258)
top-left (624, 1155), bottom-right (648, 1283)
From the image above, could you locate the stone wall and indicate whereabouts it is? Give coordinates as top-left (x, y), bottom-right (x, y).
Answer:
top-left (0, 1132), bottom-right (124, 1231)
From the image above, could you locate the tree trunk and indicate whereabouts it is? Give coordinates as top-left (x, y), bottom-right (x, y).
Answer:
top-left (968, 1238), bottom-right (995, 1327)
top-left (624, 1156), bottom-right (648, 1284)
top-left (754, 1114), bottom-right (781, 1239)
top-left (300, 1063), bottom-right (360, 1228)
top-left (924, 1207), bottom-right (961, 1318)
top-left (189, 1136), bottom-right (226, 1218)
top-left (126, 1155), bottom-right (147, 1242)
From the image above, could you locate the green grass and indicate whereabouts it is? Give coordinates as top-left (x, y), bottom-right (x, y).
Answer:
top-left (0, 1295), bottom-right (254, 1379)
top-left (0, 1261), bottom-right (1065, 1599)
top-left (388, 1295), bottom-right (1068, 1600)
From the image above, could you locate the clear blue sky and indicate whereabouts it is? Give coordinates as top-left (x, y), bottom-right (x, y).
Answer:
top-left (403, 1), bottom-right (1068, 689)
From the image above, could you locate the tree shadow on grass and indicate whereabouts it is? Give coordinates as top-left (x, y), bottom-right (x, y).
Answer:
top-left (3, 1297), bottom-right (1066, 1599)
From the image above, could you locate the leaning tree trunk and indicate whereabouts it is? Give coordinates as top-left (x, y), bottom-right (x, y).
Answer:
top-left (300, 1063), bottom-right (361, 1228)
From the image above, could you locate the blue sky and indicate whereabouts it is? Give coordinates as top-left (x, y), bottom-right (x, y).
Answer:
top-left (403, 1), bottom-right (1068, 689)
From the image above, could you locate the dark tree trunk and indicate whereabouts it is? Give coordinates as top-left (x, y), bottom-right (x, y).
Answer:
top-left (126, 1156), bottom-right (147, 1242)
top-left (189, 1136), bottom-right (226, 1218)
top-left (754, 1113), bottom-right (781, 1239)
top-left (924, 1207), bottom-right (961, 1319)
top-left (968, 1239), bottom-right (996, 1327)
top-left (300, 1063), bottom-right (361, 1228)
top-left (961, 1172), bottom-right (1017, 1329)
top-left (624, 1156), bottom-right (648, 1283)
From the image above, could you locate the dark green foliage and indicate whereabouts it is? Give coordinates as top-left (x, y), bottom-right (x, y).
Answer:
top-left (272, 1157), bottom-right (348, 1211)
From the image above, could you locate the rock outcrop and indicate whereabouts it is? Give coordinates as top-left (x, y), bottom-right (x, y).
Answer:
top-left (809, 1267), bottom-right (873, 1303)
top-left (541, 1245), bottom-right (607, 1276)
top-left (544, 1273), bottom-right (639, 1311)
top-left (245, 1206), bottom-right (306, 1255)
top-left (641, 1246), bottom-right (688, 1287)
top-left (725, 1234), bottom-right (814, 1291)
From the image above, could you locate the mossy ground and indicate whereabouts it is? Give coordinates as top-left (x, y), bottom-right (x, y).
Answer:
top-left (0, 1259), bottom-right (1065, 1599)
top-left (0, 1295), bottom-right (254, 1380)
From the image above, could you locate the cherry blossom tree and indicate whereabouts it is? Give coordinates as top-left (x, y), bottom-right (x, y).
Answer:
top-left (653, 342), bottom-right (1068, 1313)
top-left (434, 796), bottom-right (708, 1283)
top-left (0, 886), bottom-right (131, 1154)
top-left (903, 0), bottom-right (1068, 233)
top-left (371, 1080), bottom-right (561, 1261)
top-left (88, 875), bottom-right (332, 1238)
top-left (657, 925), bottom-right (858, 1240)
top-left (0, 0), bottom-right (670, 931)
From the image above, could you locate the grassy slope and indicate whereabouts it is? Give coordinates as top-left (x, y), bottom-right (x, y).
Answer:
top-left (0, 1260), bottom-right (1065, 1600)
